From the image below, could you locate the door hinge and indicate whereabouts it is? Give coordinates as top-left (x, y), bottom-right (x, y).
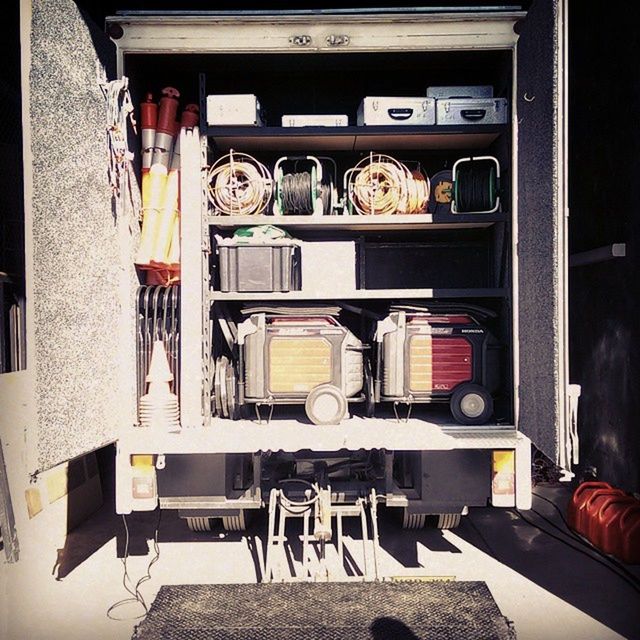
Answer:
top-left (326, 34), bottom-right (350, 47)
top-left (290, 35), bottom-right (312, 47)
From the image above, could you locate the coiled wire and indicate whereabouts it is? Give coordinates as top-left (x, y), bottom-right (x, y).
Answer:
top-left (280, 165), bottom-right (334, 215)
top-left (348, 153), bottom-right (430, 216)
top-left (208, 150), bottom-right (273, 216)
top-left (454, 159), bottom-right (497, 213)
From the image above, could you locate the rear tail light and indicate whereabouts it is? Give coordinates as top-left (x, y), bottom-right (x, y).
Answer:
top-left (130, 454), bottom-right (157, 500)
top-left (492, 450), bottom-right (515, 507)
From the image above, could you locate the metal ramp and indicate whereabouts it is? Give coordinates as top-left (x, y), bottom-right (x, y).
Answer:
top-left (264, 484), bottom-right (381, 582)
top-left (132, 582), bottom-right (516, 640)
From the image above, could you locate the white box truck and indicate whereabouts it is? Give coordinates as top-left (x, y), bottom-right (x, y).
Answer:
top-left (14, 0), bottom-right (572, 563)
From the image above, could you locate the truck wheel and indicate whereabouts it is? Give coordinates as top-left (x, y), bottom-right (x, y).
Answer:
top-left (450, 383), bottom-right (493, 425)
top-left (402, 509), bottom-right (426, 530)
top-left (185, 516), bottom-right (213, 532)
top-left (434, 513), bottom-right (462, 529)
top-left (222, 510), bottom-right (248, 532)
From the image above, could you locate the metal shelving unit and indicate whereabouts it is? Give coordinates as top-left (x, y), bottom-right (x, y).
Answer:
top-left (207, 213), bottom-right (507, 231)
top-left (208, 288), bottom-right (508, 302)
top-left (205, 124), bottom-right (506, 152)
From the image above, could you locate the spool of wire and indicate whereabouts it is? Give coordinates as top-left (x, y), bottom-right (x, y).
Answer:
top-left (208, 150), bottom-right (273, 216)
top-left (451, 156), bottom-right (500, 214)
top-left (274, 156), bottom-right (335, 216)
top-left (346, 153), bottom-right (430, 216)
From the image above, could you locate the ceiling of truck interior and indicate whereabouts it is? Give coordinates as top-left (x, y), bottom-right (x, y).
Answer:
top-left (76, 1), bottom-right (532, 26)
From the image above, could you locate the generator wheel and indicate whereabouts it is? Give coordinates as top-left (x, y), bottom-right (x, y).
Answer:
top-left (305, 384), bottom-right (348, 425)
top-left (450, 383), bottom-right (493, 425)
top-left (225, 358), bottom-right (239, 420)
top-left (222, 510), bottom-right (248, 532)
top-left (214, 357), bottom-right (224, 417)
top-left (185, 516), bottom-right (213, 532)
top-left (434, 513), bottom-right (462, 529)
top-left (402, 509), bottom-right (426, 530)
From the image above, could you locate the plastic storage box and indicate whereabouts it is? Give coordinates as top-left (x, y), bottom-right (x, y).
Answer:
top-left (282, 115), bottom-right (349, 127)
top-left (206, 94), bottom-right (263, 126)
top-left (217, 239), bottom-right (301, 292)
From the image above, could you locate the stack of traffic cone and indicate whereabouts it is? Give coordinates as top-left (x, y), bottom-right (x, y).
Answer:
top-left (138, 340), bottom-right (180, 431)
top-left (135, 87), bottom-right (199, 285)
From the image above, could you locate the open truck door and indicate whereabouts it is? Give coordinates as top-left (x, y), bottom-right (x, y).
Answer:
top-left (19, 0), bottom-right (136, 473)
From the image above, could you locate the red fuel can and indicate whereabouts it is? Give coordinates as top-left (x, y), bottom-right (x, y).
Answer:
top-left (568, 482), bottom-right (612, 534)
top-left (593, 496), bottom-right (639, 553)
top-left (580, 488), bottom-right (624, 539)
top-left (619, 506), bottom-right (640, 564)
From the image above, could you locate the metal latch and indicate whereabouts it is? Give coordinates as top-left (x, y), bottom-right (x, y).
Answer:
top-left (326, 34), bottom-right (350, 46)
top-left (290, 35), bottom-right (312, 47)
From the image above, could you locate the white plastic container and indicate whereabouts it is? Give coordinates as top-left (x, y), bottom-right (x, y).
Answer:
top-left (206, 94), bottom-right (263, 126)
top-left (282, 114), bottom-right (348, 127)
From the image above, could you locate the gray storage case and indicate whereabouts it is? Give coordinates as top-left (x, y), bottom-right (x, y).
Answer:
top-left (357, 97), bottom-right (436, 126)
top-left (427, 85), bottom-right (493, 99)
top-left (217, 243), bottom-right (301, 292)
top-left (436, 98), bottom-right (509, 126)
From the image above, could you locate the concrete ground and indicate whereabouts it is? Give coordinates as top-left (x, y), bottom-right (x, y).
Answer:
top-left (1, 483), bottom-right (639, 640)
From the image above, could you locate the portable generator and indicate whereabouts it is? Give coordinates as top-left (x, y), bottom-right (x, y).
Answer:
top-left (374, 306), bottom-right (500, 424)
top-left (236, 311), bottom-right (365, 424)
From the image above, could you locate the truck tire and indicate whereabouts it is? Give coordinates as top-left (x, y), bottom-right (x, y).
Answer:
top-left (185, 516), bottom-right (214, 532)
top-left (450, 383), bottom-right (493, 425)
top-left (401, 509), bottom-right (426, 530)
top-left (222, 510), bottom-right (248, 531)
top-left (434, 513), bottom-right (462, 529)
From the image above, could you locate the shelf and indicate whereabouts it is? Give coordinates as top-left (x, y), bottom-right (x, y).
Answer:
top-left (208, 288), bottom-right (507, 302)
top-left (119, 418), bottom-right (521, 455)
top-left (206, 124), bottom-right (506, 152)
top-left (207, 213), bottom-right (507, 231)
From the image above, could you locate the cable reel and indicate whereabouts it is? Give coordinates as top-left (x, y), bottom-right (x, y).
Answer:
top-left (451, 156), bottom-right (501, 214)
top-left (273, 155), bottom-right (336, 216)
top-left (345, 152), bottom-right (430, 216)
top-left (208, 149), bottom-right (273, 216)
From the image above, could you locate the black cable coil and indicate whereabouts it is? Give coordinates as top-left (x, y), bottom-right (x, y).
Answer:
top-left (455, 159), bottom-right (498, 213)
top-left (281, 169), bottom-right (332, 215)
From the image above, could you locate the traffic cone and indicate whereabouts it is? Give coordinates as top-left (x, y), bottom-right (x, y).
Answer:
top-left (139, 340), bottom-right (180, 431)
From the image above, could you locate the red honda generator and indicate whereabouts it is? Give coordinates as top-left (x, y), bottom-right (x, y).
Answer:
top-left (374, 305), bottom-right (501, 424)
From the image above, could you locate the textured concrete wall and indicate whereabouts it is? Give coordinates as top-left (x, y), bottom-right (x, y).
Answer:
top-left (26, 0), bottom-right (136, 471)
top-left (568, 0), bottom-right (640, 491)
top-left (516, 0), bottom-right (562, 460)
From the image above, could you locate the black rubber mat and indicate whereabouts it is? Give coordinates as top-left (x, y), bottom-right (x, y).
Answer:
top-left (132, 581), bottom-right (516, 640)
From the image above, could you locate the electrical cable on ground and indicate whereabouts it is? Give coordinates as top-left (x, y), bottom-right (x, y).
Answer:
top-left (531, 490), bottom-right (640, 589)
top-left (513, 507), bottom-right (640, 595)
top-left (107, 510), bottom-right (162, 621)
